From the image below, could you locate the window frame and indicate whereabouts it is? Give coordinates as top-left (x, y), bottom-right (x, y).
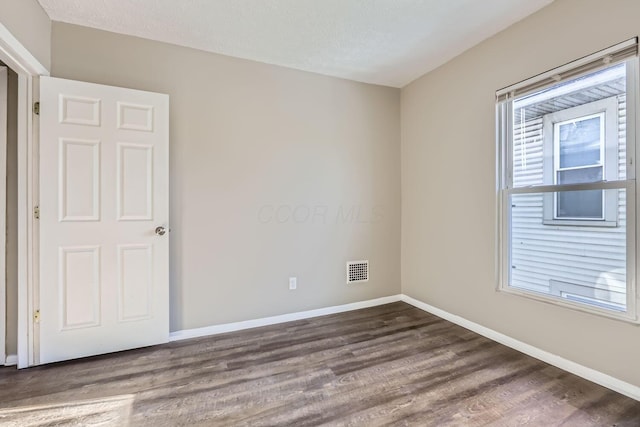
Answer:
top-left (496, 44), bottom-right (639, 324)
top-left (541, 97), bottom-right (619, 226)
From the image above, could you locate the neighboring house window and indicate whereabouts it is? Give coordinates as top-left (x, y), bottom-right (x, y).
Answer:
top-left (542, 98), bottom-right (619, 226)
top-left (496, 38), bottom-right (639, 322)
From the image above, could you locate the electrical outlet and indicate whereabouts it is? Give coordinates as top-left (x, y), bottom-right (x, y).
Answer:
top-left (289, 277), bottom-right (297, 290)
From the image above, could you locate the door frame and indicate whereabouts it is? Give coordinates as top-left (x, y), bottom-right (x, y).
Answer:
top-left (0, 66), bottom-right (8, 366)
top-left (0, 23), bottom-right (48, 368)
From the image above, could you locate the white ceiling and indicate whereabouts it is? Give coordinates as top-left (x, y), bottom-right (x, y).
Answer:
top-left (38, 0), bottom-right (553, 88)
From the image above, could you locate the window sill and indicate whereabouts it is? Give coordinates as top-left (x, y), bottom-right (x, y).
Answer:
top-left (496, 285), bottom-right (639, 325)
top-left (542, 219), bottom-right (618, 227)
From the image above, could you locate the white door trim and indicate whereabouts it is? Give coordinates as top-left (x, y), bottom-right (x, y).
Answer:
top-left (0, 66), bottom-right (7, 365)
top-left (0, 22), bottom-right (48, 368)
top-left (0, 24), bottom-right (48, 77)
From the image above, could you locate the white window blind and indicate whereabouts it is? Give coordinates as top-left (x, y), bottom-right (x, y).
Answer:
top-left (495, 37), bottom-right (640, 321)
top-left (496, 38), bottom-right (638, 103)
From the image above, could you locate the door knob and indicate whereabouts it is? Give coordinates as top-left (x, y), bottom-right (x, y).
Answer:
top-left (155, 226), bottom-right (167, 236)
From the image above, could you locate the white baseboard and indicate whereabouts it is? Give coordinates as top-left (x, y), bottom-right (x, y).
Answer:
top-left (168, 292), bottom-right (639, 401)
top-left (4, 354), bottom-right (17, 366)
top-left (169, 294), bottom-right (402, 342)
top-left (400, 294), bottom-right (640, 402)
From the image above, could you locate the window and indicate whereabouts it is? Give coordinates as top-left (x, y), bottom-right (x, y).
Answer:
top-left (554, 113), bottom-right (604, 219)
top-left (497, 39), bottom-right (639, 321)
top-left (541, 96), bottom-right (619, 225)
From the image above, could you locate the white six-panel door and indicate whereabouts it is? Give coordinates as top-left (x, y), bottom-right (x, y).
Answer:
top-left (39, 77), bottom-right (169, 364)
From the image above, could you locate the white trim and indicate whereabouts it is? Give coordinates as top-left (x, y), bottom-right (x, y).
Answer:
top-left (0, 67), bottom-right (6, 366)
top-left (28, 76), bottom-right (39, 368)
top-left (0, 23), bottom-right (43, 369)
top-left (16, 73), bottom-right (37, 369)
top-left (0, 23), bottom-right (48, 76)
top-left (169, 295), bottom-right (402, 342)
top-left (4, 354), bottom-right (17, 366)
top-left (400, 294), bottom-right (640, 402)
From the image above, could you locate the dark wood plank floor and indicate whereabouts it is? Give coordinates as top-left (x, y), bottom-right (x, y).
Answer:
top-left (0, 302), bottom-right (638, 426)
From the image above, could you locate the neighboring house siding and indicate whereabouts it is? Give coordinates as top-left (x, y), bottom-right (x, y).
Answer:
top-left (511, 95), bottom-right (626, 302)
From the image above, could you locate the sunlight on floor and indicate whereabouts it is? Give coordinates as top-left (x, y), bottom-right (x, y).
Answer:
top-left (0, 394), bottom-right (134, 426)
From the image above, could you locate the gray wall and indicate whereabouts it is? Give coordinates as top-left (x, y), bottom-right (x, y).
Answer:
top-left (3, 0), bottom-right (636, 391)
top-left (401, 0), bottom-right (640, 387)
top-left (0, 0), bottom-right (51, 70)
top-left (51, 23), bottom-right (401, 332)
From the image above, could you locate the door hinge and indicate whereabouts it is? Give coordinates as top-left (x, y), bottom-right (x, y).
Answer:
top-left (34, 206), bottom-right (40, 219)
top-left (33, 102), bottom-right (40, 115)
top-left (34, 309), bottom-right (40, 323)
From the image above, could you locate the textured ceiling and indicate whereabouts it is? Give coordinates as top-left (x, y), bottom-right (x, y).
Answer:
top-left (38, 0), bottom-right (554, 88)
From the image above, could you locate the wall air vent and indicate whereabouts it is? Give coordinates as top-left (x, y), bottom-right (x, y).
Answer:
top-left (347, 260), bottom-right (369, 284)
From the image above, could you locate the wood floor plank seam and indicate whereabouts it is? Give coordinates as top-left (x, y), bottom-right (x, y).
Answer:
top-left (0, 302), bottom-right (637, 426)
